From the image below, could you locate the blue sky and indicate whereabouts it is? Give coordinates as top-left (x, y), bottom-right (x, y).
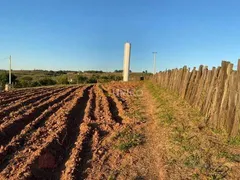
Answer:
top-left (0, 0), bottom-right (240, 72)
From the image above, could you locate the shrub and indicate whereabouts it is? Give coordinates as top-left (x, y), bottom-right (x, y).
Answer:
top-left (38, 78), bottom-right (56, 86)
top-left (18, 76), bottom-right (33, 88)
top-left (77, 75), bottom-right (88, 84)
top-left (87, 76), bottom-right (97, 83)
top-left (0, 71), bottom-right (17, 88)
top-left (55, 75), bottom-right (69, 84)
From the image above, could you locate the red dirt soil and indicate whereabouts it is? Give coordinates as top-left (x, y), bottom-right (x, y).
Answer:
top-left (0, 83), bottom-right (142, 180)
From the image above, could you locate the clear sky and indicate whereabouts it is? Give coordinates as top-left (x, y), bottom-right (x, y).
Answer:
top-left (0, 0), bottom-right (240, 72)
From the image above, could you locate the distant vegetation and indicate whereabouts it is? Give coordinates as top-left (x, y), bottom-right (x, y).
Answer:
top-left (114, 70), bottom-right (133, 73)
top-left (0, 69), bottom-right (152, 89)
top-left (83, 70), bottom-right (104, 73)
top-left (114, 70), bottom-right (123, 73)
top-left (0, 71), bottom-right (17, 88)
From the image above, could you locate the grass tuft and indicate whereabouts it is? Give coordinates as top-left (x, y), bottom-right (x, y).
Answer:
top-left (219, 151), bottom-right (240, 162)
top-left (184, 154), bottom-right (201, 168)
top-left (145, 81), bottom-right (235, 179)
top-left (228, 135), bottom-right (240, 146)
top-left (113, 127), bottom-right (144, 152)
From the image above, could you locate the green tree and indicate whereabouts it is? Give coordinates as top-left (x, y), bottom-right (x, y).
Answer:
top-left (87, 76), bottom-right (97, 83)
top-left (31, 81), bottom-right (41, 87)
top-left (114, 70), bottom-right (123, 73)
top-left (115, 76), bottom-right (122, 81)
top-left (56, 75), bottom-right (69, 84)
top-left (38, 78), bottom-right (56, 86)
top-left (86, 75), bottom-right (98, 83)
top-left (19, 76), bottom-right (33, 87)
top-left (77, 75), bottom-right (88, 84)
top-left (0, 71), bottom-right (17, 88)
top-left (84, 70), bottom-right (103, 73)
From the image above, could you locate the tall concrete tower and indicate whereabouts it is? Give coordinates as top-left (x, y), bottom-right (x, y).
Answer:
top-left (123, 42), bottom-right (131, 82)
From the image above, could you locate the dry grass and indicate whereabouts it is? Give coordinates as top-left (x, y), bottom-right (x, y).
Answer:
top-left (146, 81), bottom-right (240, 179)
top-left (112, 126), bottom-right (145, 152)
top-left (99, 81), bottom-right (240, 179)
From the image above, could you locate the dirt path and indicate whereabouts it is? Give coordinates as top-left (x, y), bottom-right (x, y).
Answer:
top-left (122, 81), bottom-right (240, 180)
top-left (115, 81), bottom-right (240, 179)
top-left (114, 83), bottom-right (166, 180)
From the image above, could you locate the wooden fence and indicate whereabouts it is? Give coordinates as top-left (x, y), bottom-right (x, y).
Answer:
top-left (152, 60), bottom-right (240, 137)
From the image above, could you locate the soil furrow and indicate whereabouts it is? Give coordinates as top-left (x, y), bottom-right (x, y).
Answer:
top-left (0, 82), bottom-right (151, 180)
top-left (0, 88), bottom-right (38, 99)
top-left (0, 87), bottom-right (82, 170)
top-left (0, 86), bottom-right (90, 179)
top-left (74, 127), bottom-right (97, 180)
top-left (101, 85), bottom-right (123, 124)
top-left (102, 85), bottom-right (126, 120)
top-left (61, 86), bottom-right (97, 180)
top-left (42, 85), bottom-right (92, 180)
top-left (0, 86), bottom-right (57, 104)
top-left (105, 83), bottom-right (131, 110)
top-left (0, 87), bottom-right (54, 107)
top-left (96, 85), bottom-right (115, 128)
top-left (93, 85), bottom-right (116, 136)
top-left (0, 86), bottom-right (68, 125)
top-left (0, 87), bottom-right (65, 119)
top-left (0, 86), bottom-right (78, 146)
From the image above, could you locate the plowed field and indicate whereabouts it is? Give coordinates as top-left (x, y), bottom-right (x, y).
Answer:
top-left (1, 82), bottom-right (239, 180)
top-left (0, 83), bottom-right (141, 180)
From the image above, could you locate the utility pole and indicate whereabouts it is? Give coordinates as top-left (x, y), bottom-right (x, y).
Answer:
top-left (153, 52), bottom-right (157, 74)
top-left (9, 55), bottom-right (12, 85)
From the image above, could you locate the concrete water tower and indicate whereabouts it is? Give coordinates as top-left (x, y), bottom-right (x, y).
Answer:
top-left (123, 42), bottom-right (131, 82)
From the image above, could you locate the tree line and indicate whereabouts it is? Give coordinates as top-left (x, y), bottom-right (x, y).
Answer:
top-left (0, 71), bottom-right (122, 89)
